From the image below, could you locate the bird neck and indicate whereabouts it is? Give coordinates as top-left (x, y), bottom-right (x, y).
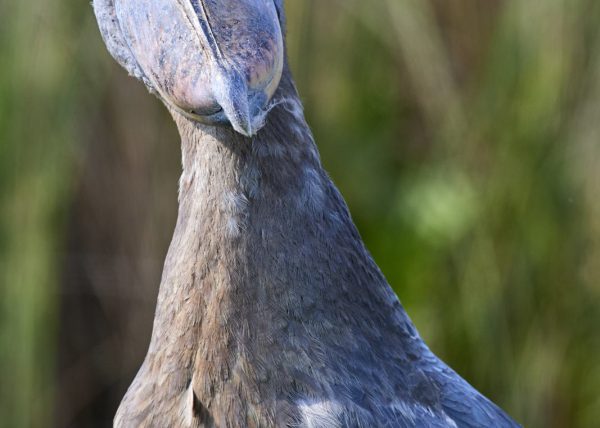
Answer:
top-left (123, 73), bottom-right (417, 425)
top-left (145, 72), bottom-right (338, 365)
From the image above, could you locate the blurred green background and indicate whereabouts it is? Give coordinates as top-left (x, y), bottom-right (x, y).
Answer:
top-left (1, 0), bottom-right (600, 426)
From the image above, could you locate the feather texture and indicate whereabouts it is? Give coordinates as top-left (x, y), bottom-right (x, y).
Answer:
top-left (112, 71), bottom-right (520, 427)
top-left (93, 2), bottom-right (521, 427)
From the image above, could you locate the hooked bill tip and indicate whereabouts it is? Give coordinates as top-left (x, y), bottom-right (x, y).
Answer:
top-left (213, 70), bottom-right (256, 137)
top-left (230, 109), bottom-right (254, 137)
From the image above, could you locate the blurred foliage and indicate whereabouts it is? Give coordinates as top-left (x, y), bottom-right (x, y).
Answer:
top-left (1, 0), bottom-right (600, 427)
top-left (0, 1), bottom-right (84, 426)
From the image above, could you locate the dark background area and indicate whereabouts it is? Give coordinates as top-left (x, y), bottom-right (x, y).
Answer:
top-left (1, 1), bottom-right (600, 427)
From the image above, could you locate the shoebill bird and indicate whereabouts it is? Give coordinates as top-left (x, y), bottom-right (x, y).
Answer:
top-left (93, 1), bottom-right (520, 426)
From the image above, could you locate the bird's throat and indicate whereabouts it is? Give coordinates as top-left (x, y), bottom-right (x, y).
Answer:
top-left (128, 76), bottom-right (342, 421)
top-left (116, 73), bottom-right (414, 427)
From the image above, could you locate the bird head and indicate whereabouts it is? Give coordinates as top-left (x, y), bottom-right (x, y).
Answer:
top-left (93, 0), bottom-right (285, 137)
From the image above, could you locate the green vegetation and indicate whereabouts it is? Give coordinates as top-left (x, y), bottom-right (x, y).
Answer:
top-left (1, 0), bottom-right (599, 426)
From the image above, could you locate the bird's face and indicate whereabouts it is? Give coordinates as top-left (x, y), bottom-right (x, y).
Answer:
top-left (94, 0), bottom-right (285, 136)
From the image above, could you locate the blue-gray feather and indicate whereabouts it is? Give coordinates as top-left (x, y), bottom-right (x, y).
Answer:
top-left (92, 1), bottom-right (521, 427)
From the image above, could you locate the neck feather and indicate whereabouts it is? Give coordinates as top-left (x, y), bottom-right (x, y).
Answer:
top-left (146, 71), bottom-right (346, 368)
top-left (127, 72), bottom-right (415, 426)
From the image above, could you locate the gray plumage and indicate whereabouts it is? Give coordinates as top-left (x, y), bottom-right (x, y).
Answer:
top-left (92, 1), bottom-right (520, 427)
